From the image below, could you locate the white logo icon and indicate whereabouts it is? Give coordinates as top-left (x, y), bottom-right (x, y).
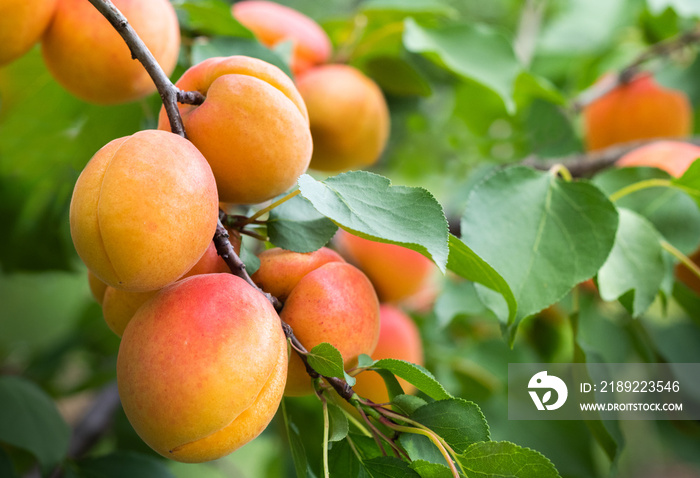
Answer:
top-left (528, 371), bottom-right (568, 411)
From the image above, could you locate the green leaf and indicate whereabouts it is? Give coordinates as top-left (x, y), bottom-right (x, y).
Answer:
top-left (0, 448), bottom-right (17, 478)
top-left (0, 376), bottom-right (70, 469)
top-left (399, 434), bottom-right (449, 466)
top-left (374, 369), bottom-right (406, 401)
top-left (403, 19), bottom-right (521, 113)
top-left (328, 439), bottom-right (361, 478)
top-left (363, 56), bottom-right (432, 97)
top-left (73, 452), bottom-right (176, 478)
top-left (593, 166), bottom-right (700, 254)
top-left (327, 403), bottom-right (349, 443)
top-left (672, 158), bottom-right (700, 208)
top-left (410, 460), bottom-right (454, 478)
top-left (410, 399), bottom-right (490, 453)
top-left (307, 342), bottom-right (346, 379)
top-left (190, 37), bottom-right (292, 78)
top-left (648, 0), bottom-right (700, 17)
top-left (176, 0), bottom-right (254, 38)
top-left (391, 394), bottom-right (428, 416)
top-left (456, 441), bottom-right (561, 477)
top-left (446, 235), bottom-right (517, 325)
top-left (434, 279), bottom-right (487, 327)
top-left (267, 195), bottom-right (338, 253)
top-left (461, 166), bottom-right (618, 337)
top-left (373, 359), bottom-right (451, 400)
top-left (363, 457), bottom-right (421, 477)
top-left (597, 209), bottom-right (666, 316)
top-left (298, 172), bottom-right (449, 272)
top-left (361, 0), bottom-right (457, 17)
top-left (523, 99), bottom-right (581, 158)
top-left (282, 400), bottom-right (311, 478)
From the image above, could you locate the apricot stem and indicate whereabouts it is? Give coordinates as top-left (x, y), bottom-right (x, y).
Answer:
top-left (240, 189), bottom-right (301, 226)
top-left (608, 178), bottom-right (672, 202)
top-left (549, 164), bottom-right (573, 182)
top-left (321, 394), bottom-right (331, 478)
top-left (661, 240), bottom-right (700, 283)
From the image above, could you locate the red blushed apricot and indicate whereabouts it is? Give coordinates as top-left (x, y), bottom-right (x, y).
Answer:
top-left (158, 56), bottom-right (312, 205)
top-left (117, 274), bottom-right (287, 463)
top-left (251, 247), bottom-right (345, 300)
top-left (0, 0), bottom-right (58, 66)
top-left (617, 140), bottom-right (700, 178)
top-left (70, 130), bottom-right (219, 292)
top-left (297, 64), bottom-right (390, 172)
top-left (352, 305), bottom-right (424, 404)
top-left (583, 73), bottom-right (692, 151)
top-left (281, 262), bottom-right (380, 396)
top-left (335, 230), bottom-right (436, 304)
top-left (232, 0), bottom-right (331, 76)
top-left (41, 0), bottom-right (179, 104)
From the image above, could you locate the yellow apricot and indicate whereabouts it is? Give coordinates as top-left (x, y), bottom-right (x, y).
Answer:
top-left (158, 56), bottom-right (312, 204)
top-left (70, 130), bottom-right (219, 292)
top-left (0, 0), bottom-right (58, 66)
top-left (296, 64), bottom-right (390, 171)
top-left (41, 0), bottom-right (179, 104)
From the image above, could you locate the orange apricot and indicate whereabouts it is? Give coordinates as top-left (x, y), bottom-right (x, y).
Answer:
top-left (352, 305), bottom-right (424, 404)
top-left (0, 0), bottom-right (58, 66)
top-left (70, 130), bottom-right (219, 292)
top-left (297, 64), bottom-right (390, 171)
top-left (616, 140), bottom-right (700, 178)
top-left (41, 0), bottom-right (179, 104)
top-left (87, 270), bottom-right (108, 305)
top-left (232, 0), bottom-right (331, 76)
top-left (118, 274), bottom-right (287, 462)
top-left (335, 230), bottom-right (436, 304)
top-left (158, 56), bottom-right (312, 204)
top-left (583, 73), bottom-right (692, 151)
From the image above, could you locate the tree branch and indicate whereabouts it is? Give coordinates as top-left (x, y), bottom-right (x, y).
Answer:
top-left (85, 0), bottom-right (204, 137)
top-left (522, 136), bottom-right (700, 177)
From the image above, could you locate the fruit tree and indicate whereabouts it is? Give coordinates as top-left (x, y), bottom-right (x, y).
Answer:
top-left (2, 1), bottom-right (700, 477)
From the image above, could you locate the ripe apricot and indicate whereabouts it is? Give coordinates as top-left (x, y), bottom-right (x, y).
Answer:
top-left (335, 230), bottom-right (436, 304)
top-left (232, 0), bottom-right (331, 76)
top-left (583, 73), bottom-right (692, 151)
top-left (70, 130), bottom-right (219, 292)
top-left (158, 56), bottom-right (312, 204)
top-left (252, 248), bottom-right (380, 396)
top-left (251, 246), bottom-right (344, 300)
top-left (87, 270), bottom-right (108, 305)
top-left (118, 274), bottom-right (287, 463)
top-left (352, 305), bottom-right (424, 404)
top-left (297, 65), bottom-right (390, 171)
top-left (0, 0), bottom-right (58, 66)
top-left (41, 0), bottom-right (179, 104)
top-left (616, 140), bottom-right (700, 178)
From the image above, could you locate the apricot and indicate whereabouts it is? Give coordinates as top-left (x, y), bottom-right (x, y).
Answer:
top-left (158, 56), bottom-right (311, 204)
top-left (87, 270), bottom-right (108, 305)
top-left (117, 274), bottom-right (287, 462)
top-left (100, 241), bottom-right (234, 336)
top-left (335, 230), bottom-right (436, 304)
top-left (0, 0), bottom-right (58, 66)
top-left (252, 248), bottom-right (380, 396)
top-left (296, 64), bottom-right (390, 171)
top-left (616, 140), bottom-right (700, 178)
top-left (70, 130), bottom-right (219, 292)
top-left (251, 246), bottom-right (344, 300)
top-left (352, 305), bottom-right (424, 404)
top-left (583, 73), bottom-right (692, 151)
top-left (41, 0), bottom-right (179, 104)
top-left (232, 0), bottom-right (331, 76)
